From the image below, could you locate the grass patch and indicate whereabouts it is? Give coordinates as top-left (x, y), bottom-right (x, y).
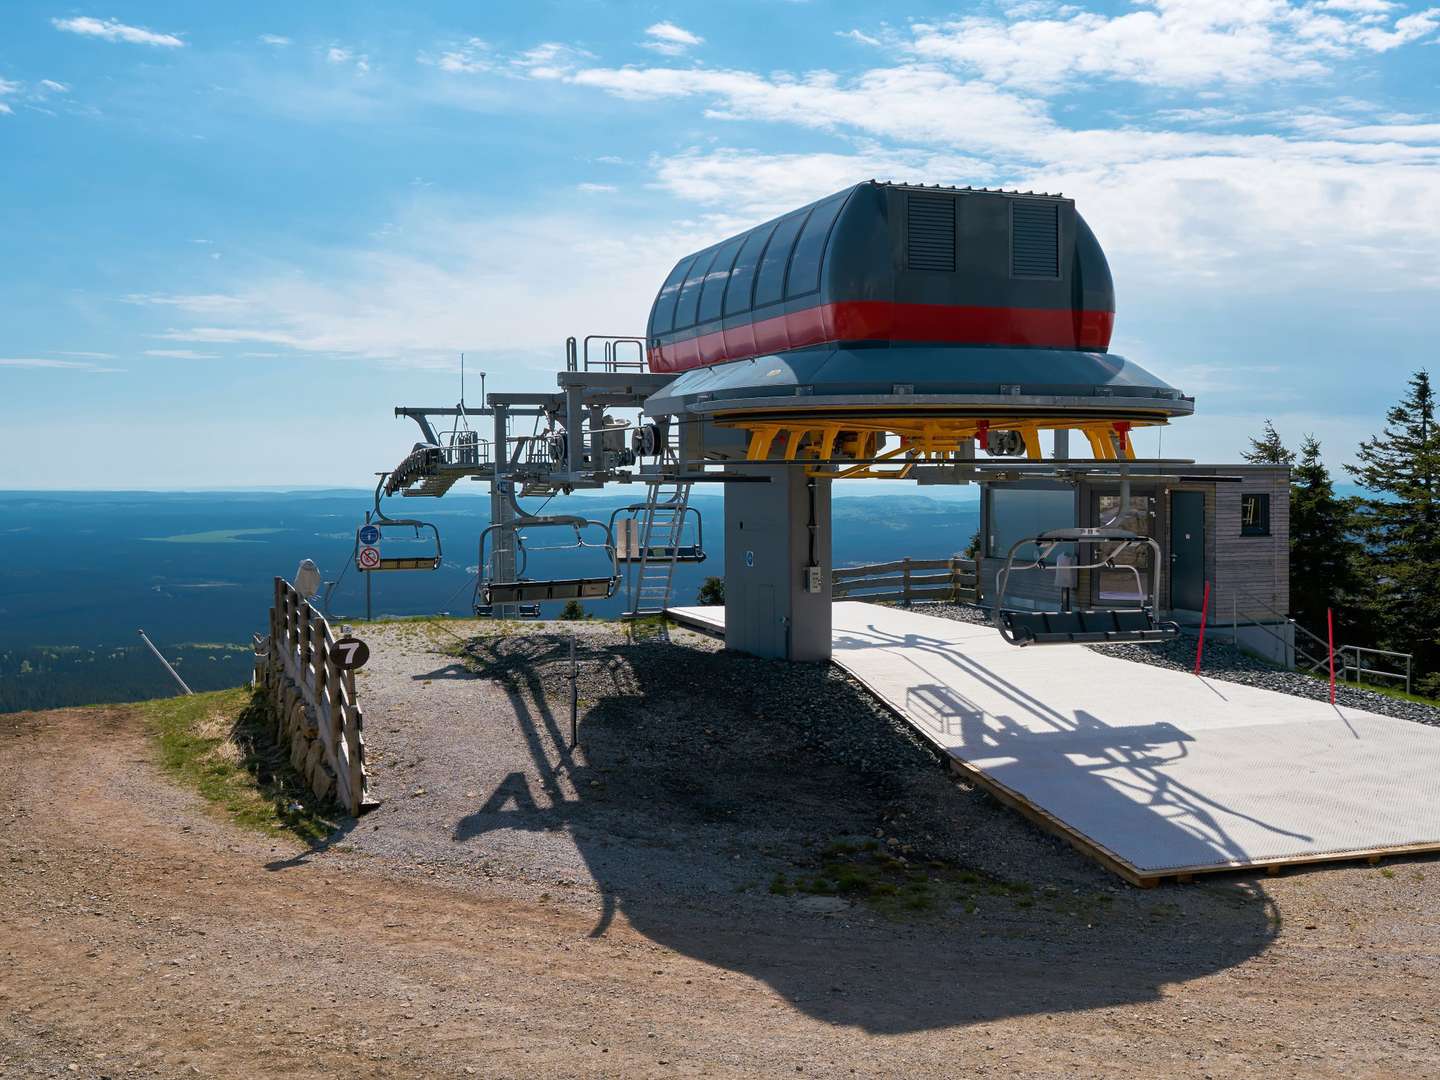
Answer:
top-left (140, 687), bottom-right (335, 843)
top-left (783, 842), bottom-right (1116, 922)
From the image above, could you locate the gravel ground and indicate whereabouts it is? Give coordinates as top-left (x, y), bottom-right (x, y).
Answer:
top-left (11, 697), bottom-right (1440, 1076)
top-left (344, 616), bottom-right (1117, 904)
top-left (922, 601), bottom-right (1440, 727)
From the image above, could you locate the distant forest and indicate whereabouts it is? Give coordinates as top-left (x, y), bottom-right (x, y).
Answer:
top-left (0, 491), bottom-right (978, 713)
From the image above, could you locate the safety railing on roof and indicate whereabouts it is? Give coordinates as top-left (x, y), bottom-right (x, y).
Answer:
top-left (565, 335), bottom-right (648, 372)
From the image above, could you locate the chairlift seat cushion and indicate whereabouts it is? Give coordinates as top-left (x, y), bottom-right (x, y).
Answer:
top-left (1000, 608), bottom-right (1179, 646)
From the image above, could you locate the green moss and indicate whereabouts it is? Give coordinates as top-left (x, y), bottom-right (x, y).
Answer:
top-left (785, 841), bottom-right (1115, 923)
top-left (139, 688), bottom-right (334, 843)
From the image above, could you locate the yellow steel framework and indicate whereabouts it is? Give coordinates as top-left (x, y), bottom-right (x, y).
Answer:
top-left (723, 413), bottom-right (1160, 478)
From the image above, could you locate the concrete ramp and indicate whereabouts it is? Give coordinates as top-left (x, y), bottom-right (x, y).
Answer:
top-left (668, 602), bottom-right (1440, 886)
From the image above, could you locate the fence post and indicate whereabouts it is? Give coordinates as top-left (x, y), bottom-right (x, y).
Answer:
top-left (1193, 581), bottom-right (1211, 676)
top-left (902, 559), bottom-right (912, 606)
top-left (1327, 607), bottom-right (1336, 705)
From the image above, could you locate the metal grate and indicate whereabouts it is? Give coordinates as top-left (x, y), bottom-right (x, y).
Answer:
top-left (1012, 200), bottom-right (1060, 277)
top-left (906, 193), bottom-right (956, 272)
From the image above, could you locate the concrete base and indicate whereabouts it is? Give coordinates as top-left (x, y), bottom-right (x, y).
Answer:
top-left (722, 467), bottom-right (831, 662)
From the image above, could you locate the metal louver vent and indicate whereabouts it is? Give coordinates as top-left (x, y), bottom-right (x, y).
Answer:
top-left (906, 193), bottom-right (956, 272)
top-left (1012, 200), bottom-right (1060, 277)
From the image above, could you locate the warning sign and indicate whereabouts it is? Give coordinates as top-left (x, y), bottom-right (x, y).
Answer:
top-left (357, 545), bottom-right (382, 571)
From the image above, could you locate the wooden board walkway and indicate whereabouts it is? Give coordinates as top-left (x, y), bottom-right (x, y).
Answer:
top-left (667, 602), bottom-right (1440, 886)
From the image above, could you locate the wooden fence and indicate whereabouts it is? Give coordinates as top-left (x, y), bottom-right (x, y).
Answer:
top-left (253, 577), bottom-right (374, 816)
top-left (832, 557), bottom-right (979, 605)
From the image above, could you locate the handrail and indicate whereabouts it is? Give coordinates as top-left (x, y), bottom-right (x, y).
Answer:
top-left (1226, 588), bottom-right (1414, 686)
top-left (1340, 645), bottom-right (1412, 695)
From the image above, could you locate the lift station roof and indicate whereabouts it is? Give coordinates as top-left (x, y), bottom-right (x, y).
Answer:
top-left (643, 181), bottom-right (1191, 424)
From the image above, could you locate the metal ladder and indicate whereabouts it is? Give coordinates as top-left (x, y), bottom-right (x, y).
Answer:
top-left (625, 480), bottom-right (693, 618)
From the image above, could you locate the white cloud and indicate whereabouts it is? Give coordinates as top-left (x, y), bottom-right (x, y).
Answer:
top-left (642, 22), bottom-right (704, 56)
top-left (513, 42), bottom-right (589, 79)
top-left (650, 146), bottom-right (997, 218)
top-left (427, 38), bottom-right (493, 74)
top-left (836, 29), bottom-right (884, 47)
top-left (260, 34), bottom-right (292, 47)
top-left (905, 2), bottom-right (1440, 93)
top-left (143, 349), bottom-right (221, 360)
top-left (38, 79), bottom-right (69, 94)
top-left (138, 204), bottom-right (696, 369)
top-left (326, 45), bottom-right (370, 73)
top-left (52, 16), bottom-right (183, 48)
top-left (126, 292), bottom-right (249, 314)
top-left (1318, 0), bottom-right (1398, 11)
top-left (576, 182), bottom-right (617, 192)
top-left (0, 79), bottom-right (14, 114)
top-left (547, 31), bottom-right (1440, 289)
top-left (0, 357), bottom-right (123, 372)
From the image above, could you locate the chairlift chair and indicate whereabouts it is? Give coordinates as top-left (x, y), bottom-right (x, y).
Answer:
top-left (476, 518), bottom-right (620, 608)
top-left (355, 518), bottom-right (443, 572)
top-left (607, 502), bottom-right (707, 564)
top-left (993, 527), bottom-right (1179, 647)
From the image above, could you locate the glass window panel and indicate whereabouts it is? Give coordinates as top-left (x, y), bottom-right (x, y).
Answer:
top-left (1240, 493), bottom-right (1270, 536)
top-left (785, 195), bottom-right (845, 298)
top-left (987, 488), bottom-right (1075, 562)
top-left (673, 248), bottom-right (717, 330)
top-left (650, 256), bottom-right (694, 334)
top-left (697, 237), bottom-right (743, 325)
top-left (752, 212), bottom-right (808, 309)
top-left (724, 223), bottom-right (774, 316)
top-left (1094, 493), bottom-right (1153, 603)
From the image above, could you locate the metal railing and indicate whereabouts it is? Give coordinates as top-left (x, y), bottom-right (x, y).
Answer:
top-left (565, 335), bottom-right (648, 372)
top-left (1340, 645), bottom-right (1412, 696)
top-left (833, 557), bottom-right (978, 605)
top-left (1225, 591), bottom-right (1331, 673)
top-left (1226, 588), bottom-right (1414, 691)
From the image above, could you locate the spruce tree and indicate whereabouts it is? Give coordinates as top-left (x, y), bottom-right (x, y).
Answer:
top-left (1345, 370), bottom-right (1440, 694)
top-left (1242, 419), bottom-right (1296, 465)
top-left (1288, 435), bottom-right (1360, 642)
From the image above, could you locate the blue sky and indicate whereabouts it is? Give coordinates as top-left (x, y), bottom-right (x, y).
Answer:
top-left (3, 0), bottom-right (1439, 489)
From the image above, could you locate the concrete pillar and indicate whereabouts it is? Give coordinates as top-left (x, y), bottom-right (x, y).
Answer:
top-left (723, 466), bottom-right (832, 662)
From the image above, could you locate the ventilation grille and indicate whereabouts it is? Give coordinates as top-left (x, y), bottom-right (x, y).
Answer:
top-left (906, 193), bottom-right (956, 272)
top-left (1012, 200), bottom-right (1060, 277)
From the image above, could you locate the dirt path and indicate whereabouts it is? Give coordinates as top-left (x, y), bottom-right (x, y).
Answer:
top-left (3, 625), bottom-right (1439, 1078)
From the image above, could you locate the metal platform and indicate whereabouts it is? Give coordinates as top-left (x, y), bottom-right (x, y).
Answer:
top-left (667, 602), bottom-right (1440, 886)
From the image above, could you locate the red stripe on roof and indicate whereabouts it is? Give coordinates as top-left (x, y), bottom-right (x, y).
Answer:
top-left (650, 300), bottom-right (1115, 373)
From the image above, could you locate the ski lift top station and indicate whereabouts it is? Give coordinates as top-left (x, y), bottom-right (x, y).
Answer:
top-left (367, 181), bottom-right (1294, 666)
top-left (335, 181), bottom-right (1440, 887)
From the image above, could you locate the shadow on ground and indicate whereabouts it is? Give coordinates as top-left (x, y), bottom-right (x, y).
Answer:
top-left (434, 629), bottom-right (1274, 1034)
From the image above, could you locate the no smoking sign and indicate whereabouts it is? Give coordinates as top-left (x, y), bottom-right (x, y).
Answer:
top-left (357, 545), bottom-right (382, 571)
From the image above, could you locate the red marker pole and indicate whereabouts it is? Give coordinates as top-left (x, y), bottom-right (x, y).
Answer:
top-left (1193, 581), bottom-right (1211, 676)
top-left (1327, 607), bottom-right (1337, 705)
